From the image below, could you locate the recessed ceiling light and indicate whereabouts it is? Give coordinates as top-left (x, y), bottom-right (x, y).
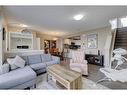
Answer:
top-left (19, 24), bottom-right (28, 27)
top-left (53, 37), bottom-right (58, 40)
top-left (73, 14), bottom-right (84, 20)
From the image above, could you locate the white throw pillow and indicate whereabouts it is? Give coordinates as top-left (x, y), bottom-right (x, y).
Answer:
top-left (12, 55), bottom-right (25, 68)
top-left (7, 58), bottom-right (18, 70)
top-left (0, 64), bottom-right (9, 75)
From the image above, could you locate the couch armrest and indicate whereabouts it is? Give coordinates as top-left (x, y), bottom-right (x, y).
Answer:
top-left (0, 63), bottom-right (10, 75)
top-left (51, 56), bottom-right (60, 64)
top-left (70, 59), bottom-right (73, 64)
top-left (83, 60), bottom-right (88, 64)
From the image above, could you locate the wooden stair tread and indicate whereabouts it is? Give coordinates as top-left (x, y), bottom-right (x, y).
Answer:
top-left (114, 27), bottom-right (127, 50)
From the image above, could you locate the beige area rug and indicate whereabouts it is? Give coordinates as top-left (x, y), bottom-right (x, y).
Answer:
top-left (35, 74), bottom-right (110, 90)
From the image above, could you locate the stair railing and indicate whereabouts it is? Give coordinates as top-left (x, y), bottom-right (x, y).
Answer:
top-left (109, 29), bottom-right (117, 67)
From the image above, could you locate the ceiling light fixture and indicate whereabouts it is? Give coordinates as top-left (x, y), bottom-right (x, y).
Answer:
top-left (19, 24), bottom-right (28, 27)
top-left (73, 14), bottom-right (84, 21)
top-left (53, 37), bottom-right (58, 40)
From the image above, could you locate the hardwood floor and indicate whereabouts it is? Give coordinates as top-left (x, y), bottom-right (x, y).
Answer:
top-left (60, 59), bottom-right (127, 89)
top-left (88, 64), bottom-right (127, 89)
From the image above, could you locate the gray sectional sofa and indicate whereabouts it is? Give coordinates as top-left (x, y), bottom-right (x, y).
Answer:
top-left (0, 53), bottom-right (60, 89)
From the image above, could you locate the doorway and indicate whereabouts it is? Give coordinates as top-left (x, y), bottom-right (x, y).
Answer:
top-left (44, 40), bottom-right (57, 54)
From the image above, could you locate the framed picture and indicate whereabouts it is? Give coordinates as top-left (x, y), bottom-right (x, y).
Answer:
top-left (87, 34), bottom-right (98, 49)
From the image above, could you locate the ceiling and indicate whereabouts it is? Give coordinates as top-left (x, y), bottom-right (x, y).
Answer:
top-left (3, 6), bottom-right (127, 37)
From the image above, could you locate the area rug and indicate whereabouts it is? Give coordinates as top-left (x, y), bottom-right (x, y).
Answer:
top-left (35, 74), bottom-right (110, 90)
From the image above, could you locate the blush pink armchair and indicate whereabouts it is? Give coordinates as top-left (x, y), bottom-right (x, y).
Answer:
top-left (70, 50), bottom-right (88, 75)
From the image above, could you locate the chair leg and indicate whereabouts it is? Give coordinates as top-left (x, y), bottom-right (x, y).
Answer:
top-left (34, 84), bottom-right (36, 88)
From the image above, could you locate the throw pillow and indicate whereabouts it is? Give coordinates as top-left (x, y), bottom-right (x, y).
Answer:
top-left (7, 58), bottom-right (18, 70)
top-left (12, 55), bottom-right (25, 68)
top-left (0, 64), bottom-right (9, 75)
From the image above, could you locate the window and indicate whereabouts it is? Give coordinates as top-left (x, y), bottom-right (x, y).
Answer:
top-left (120, 16), bottom-right (127, 27)
top-left (109, 18), bottom-right (118, 29)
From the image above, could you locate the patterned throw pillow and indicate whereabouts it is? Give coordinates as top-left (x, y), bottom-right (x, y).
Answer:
top-left (12, 55), bottom-right (25, 68)
top-left (7, 58), bottom-right (18, 70)
top-left (7, 56), bottom-right (25, 70)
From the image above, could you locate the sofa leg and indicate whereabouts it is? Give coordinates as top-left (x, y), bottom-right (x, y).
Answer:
top-left (31, 84), bottom-right (36, 89)
top-left (82, 75), bottom-right (88, 77)
top-left (34, 84), bottom-right (36, 88)
top-left (25, 87), bottom-right (30, 90)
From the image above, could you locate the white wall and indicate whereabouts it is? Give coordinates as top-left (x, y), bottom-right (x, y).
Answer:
top-left (36, 38), bottom-right (41, 50)
top-left (80, 27), bottom-right (112, 55)
top-left (56, 38), bottom-right (64, 52)
top-left (104, 35), bottom-right (112, 68)
top-left (64, 27), bottom-right (111, 55)
top-left (80, 27), bottom-right (112, 67)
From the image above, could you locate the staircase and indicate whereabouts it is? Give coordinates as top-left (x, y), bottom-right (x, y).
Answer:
top-left (114, 27), bottom-right (127, 58)
top-left (114, 27), bottom-right (127, 49)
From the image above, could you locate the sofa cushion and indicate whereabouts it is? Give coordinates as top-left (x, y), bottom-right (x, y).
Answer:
top-left (41, 54), bottom-right (52, 62)
top-left (51, 56), bottom-right (60, 64)
top-left (28, 54), bottom-right (42, 64)
top-left (12, 56), bottom-right (25, 68)
top-left (41, 54), bottom-right (46, 62)
top-left (30, 63), bottom-right (46, 70)
top-left (45, 60), bottom-right (58, 66)
top-left (0, 66), bottom-right (36, 89)
top-left (45, 54), bottom-right (52, 62)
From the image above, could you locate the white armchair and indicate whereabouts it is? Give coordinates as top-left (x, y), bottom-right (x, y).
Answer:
top-left (70, 50), bottom-right (88, 75)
